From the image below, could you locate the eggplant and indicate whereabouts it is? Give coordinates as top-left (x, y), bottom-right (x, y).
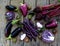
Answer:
top-left (42, 30), bottom-right (54, 43)
top-left (5, 21), bottom-right (12, 37)
top-left (11, 27), bottom-right (22, 38)
top-left (19, 3), bottom-right (28, 17)
top-left (5, 11), bottom-right (15, 21)
top-left (45, 20), bottom-right (58, 29)
top-left (5, 5), bottom-right (17, 11)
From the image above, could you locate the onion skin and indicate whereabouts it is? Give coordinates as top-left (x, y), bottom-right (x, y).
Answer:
top-left (5, 5), bottom-right (17, 11)
top-left (45, 20), bottom-right (58, 29)
top-left (5, 21), bottom-right (12, 37)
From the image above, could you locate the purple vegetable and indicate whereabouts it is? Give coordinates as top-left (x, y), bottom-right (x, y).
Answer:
top-left (19, 3), bottom-right (28, 17)
top-left (5, 11), bottom-right (15, 21)
top-left (23, 22), bottom-right (36, 41)
top-left (11, 27), bottom-right (22, 38)
top-left (25, 25), bottom-right (36, 41)
top-left (42, 30), bottom-right (54, 43)
top-left (35, 13), bottom-right (43, 20)
top-left (28, 19), bottom-right (37, 30)
top-left (5, 5), bottom-right (17, 11)
top-left (22, 27), bottom-right (32, 41)
top-left (5, 21), bottom-right (12, 37)
top-left (45, 20), bottom-right (58, 29)
top-left (33, 6), bottom-right (41, 13)
top-left (23, 19), bottom-right (38, 36)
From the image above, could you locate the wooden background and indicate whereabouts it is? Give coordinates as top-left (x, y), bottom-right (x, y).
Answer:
top-left (0, 0), bottom-right (60, 46)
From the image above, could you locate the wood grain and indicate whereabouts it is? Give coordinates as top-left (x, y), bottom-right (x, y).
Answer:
top-left (0, 0), bottom-right (59, 46)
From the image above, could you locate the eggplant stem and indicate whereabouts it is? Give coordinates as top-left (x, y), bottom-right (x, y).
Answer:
top-left (6, 34), bottom-right (12, 40)
top-left (12, 19), bottom-right (20, 25)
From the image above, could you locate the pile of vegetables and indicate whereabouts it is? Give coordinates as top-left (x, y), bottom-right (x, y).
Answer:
top-left (33, 4), bottom-right (60, 21)
top-left (4, 3), bottom-right (60, 43)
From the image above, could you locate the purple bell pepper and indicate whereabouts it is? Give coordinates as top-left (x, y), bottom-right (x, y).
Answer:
top-left (19, 3), bottom-right (28, 17)
top-left (45, 20), bottom-right (58, 29)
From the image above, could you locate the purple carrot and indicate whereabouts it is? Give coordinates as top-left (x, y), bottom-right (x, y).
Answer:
top-left (24, 25), bottom-right (36, 41)
top-left (23, 20), bottom-right (38, 36)
top-left (22, 27), bottom-right (32, 41)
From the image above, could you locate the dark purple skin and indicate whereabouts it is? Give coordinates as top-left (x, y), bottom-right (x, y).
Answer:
top-left (5, 11), bottom-right (15, 21)
top-left (33, 6), bottom-right (41, 13)
top-left (45, 20), bottom-right (58, 29)
top-left (28, 19), bottom-right (37, 30)
top-left (22, 27), bottom-right (32, 41)
top-left (5, 5), bottom-right (17, 11)
top-left (5, 21), bottom-right (12, 37)
top-left (23, 25), bottom-right (36, 41)
top-left (23, 19), bottom-right (38, 36)
top-left (35, 13), bottom-right (43, 20)
top-left (11, 27), bottom-right (22, 38)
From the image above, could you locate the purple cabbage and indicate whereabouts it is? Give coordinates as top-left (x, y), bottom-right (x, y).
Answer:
top-left (5, 11), bottom-right (15, 21)
top-left (42, 30), bottom-right (54, 43)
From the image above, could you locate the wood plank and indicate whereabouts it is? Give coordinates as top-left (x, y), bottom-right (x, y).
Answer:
top-left (50, 0), bottom-right (58, 4)
top-left (0, 0), bottom-right (59, 46)
top-left (56, 22), bottom-right (60, 46)
top-left (37, 0), bottom-right (50, 46)
top-left (0, 0), bottom-right (11, 46)
top-left (25, 0), bottom-right (36, 9)
top-left (37, 0), bottom-right (49, 6)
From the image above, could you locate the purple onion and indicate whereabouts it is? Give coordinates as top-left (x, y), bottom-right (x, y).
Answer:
top-left (19, 3), bottom-right (28, 17)
top-left (42, 30), bottom-right (54, 43)
top-left (5, 11), bottom-right (15, 21)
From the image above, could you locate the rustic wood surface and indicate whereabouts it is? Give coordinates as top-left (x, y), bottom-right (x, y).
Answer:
top-left (0, 0), bottom-right (60, 46)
